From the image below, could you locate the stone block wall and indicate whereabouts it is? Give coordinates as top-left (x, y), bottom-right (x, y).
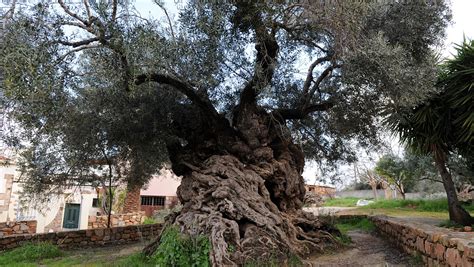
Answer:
top-left (0, 174), bottom-right (13, 215)
top-left (371, 216), bottom-right (474, 267)
top-left (0, 223), bottom-right (162, 251)
top-left (88, 212), bottom-right (145, 229)
top-left (0, 220), bottom-right (36, 237)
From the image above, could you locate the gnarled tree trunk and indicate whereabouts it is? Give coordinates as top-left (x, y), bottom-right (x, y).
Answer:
top-left (143, 106), bottom-right (341, 265)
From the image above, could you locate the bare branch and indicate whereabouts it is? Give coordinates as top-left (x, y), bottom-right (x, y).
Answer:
top-left (83, 0), bottom-right (92, 21)
top-left (58, 0), bottom-right (89, 26)
top-left (1, 0), bottom-right (16, 20)
top-left (56, 44), bottom-right (101, 63)
top-left (154, 0), bottom-right (175, 41)
top-left (302, 56), bottom-right (332, 97)
top-left (306, 64), bottom-right (341, 105)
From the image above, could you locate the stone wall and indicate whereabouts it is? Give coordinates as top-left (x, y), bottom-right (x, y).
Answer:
top-left (0, 174), bottom-right (13, 216)
top-left (0, 220), bottom-right (36, 237)
top-left (88, 212), bottom-right (145, 229)
top-left (0, 223), bottom-right (162, 251)
top-left (371, 216), bottom-right (474, 267)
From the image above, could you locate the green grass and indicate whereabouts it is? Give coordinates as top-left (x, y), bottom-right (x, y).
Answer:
top-left (142, 217), bottom-right (157, 225)
top-left (362, 199), bottom-right (474, 212)
top-left (323, 197), bottom-right (360, 207)
top-left (335, 217), bottom-right (375, 235)
top-left (113, 253), bottom-right (155, 267)
top-left (0, 242), bottom-right (63, 266)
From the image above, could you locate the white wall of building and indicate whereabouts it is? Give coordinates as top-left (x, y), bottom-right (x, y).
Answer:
top-left (0, 161), bottom-right (99, 232)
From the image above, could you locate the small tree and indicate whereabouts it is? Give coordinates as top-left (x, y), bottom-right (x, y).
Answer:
top-left (388, 40), bottom-right (474, 225)
top-left (375, 155), bottom-right (416, 200)
top-left (359, 168), bottom-right (383, 200)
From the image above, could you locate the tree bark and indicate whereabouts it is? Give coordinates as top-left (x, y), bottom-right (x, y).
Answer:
top-left (371, 183), bottom-right (378, 200)
top-left (434, 152), bottom-right (473, 226)
top-left (123, 184), bottom-right (141, 214)
top-left (143, 106), bottom-right (341, 265)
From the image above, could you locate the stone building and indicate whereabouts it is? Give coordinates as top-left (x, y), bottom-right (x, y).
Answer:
top-left (305, 184), bottom-right (336, 199)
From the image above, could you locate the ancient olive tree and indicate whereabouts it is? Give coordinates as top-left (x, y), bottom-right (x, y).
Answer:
top-left (0, 0), bottom-right (450, 265)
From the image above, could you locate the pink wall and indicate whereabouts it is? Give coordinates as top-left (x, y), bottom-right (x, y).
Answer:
top-left (140, 169), bottom-right (181, 197)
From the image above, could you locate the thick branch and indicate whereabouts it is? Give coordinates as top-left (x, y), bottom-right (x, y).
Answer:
top-left (135, 73), bottom-right (219, 118)
top-left (57, 37), bottom-right (99, 48)
top-left (239, 22), bottom-right (279, 107)
top-left (274, 101), bottom-right (334, 120)
top-left (305, 64), bottom-right (341, 106)
top-left (302, 56), bottom-right (332, 97)
top-left (58, 0), bottom-right (89, 26)
top-left (112, 0), bottom-right (118, 21)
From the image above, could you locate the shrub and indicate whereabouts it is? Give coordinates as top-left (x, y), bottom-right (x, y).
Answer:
top-left (151, 226), bottom-right (211, 267)
top-left (0, 242), bottom-right (63, 265)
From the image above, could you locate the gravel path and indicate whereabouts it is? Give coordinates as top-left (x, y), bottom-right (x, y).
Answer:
top-left (305, 230), bottom-right (418, 267)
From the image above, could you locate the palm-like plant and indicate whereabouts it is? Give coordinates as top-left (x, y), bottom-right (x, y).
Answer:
top-left (388, 40), bottom-right (474, 225)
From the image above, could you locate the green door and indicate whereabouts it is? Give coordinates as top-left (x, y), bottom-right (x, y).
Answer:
top-left (63, 204), bottom-right (80, 229)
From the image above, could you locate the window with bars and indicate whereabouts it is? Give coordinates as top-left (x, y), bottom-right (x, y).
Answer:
top-left (141, 196), bottom-right (165, 206)
top-left (92, 198), bottom-right (99, 208)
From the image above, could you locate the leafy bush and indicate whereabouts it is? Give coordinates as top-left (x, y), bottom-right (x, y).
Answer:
top-left (0, 242), bottom-right (63, 265)
top-left (151, 226), bottom-right (211, 267)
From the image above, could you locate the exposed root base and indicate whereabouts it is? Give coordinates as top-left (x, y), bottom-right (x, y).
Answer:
top-left (144, 155), bottom-right (341, 266)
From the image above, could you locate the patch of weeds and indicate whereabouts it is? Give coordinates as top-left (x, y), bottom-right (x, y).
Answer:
top-left (335, 218), bottom-right (375, 234)
top-left (335, 232), bottom-right (352, 245)
top-left (287, 254), bottom-right (302, 266)
top-left (151, 226), bottom-right (211, 267)
top-left (142, 217), bottom-right (157, 225)
top-left (409, 252), bottom-right (424, 266)
top-left (114, 252), bottom-right (155, 267)
top-left (0, 242), bottom-right (63, 265)
top-left (227, 244), bottom-right (236, 253)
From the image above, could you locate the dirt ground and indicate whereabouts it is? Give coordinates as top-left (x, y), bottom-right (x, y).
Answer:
top-left (305, 230), bottom-right (419, 267)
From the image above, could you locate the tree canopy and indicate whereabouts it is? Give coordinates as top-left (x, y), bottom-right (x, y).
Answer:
top-left (0, 1), bottom-right (454, 264)
top-left (0, 1), bottom-right (451, 198)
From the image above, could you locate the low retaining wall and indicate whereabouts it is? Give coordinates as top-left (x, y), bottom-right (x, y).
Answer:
top-left (88, 212), bottom-right (145, 229)
top-left (0, 221), bottom-right (36, 237)
top-left (371, 216), bottom-right (474, 267)
top-left (0, 223), bottom-right (162, 251)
